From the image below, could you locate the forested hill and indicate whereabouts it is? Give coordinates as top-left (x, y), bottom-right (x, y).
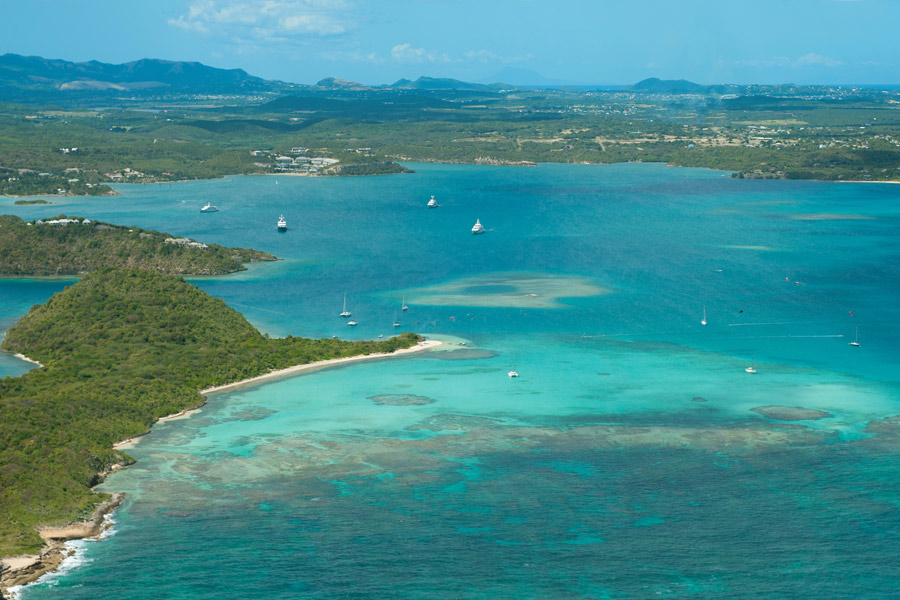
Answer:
top-left (0, 268), bottom-right (422, 556)
top-left (0, 215), bottom-right (276, 275)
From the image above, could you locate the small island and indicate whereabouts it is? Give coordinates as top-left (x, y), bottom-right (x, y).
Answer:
top-left (0, 268), bottom-right (424, 590)
top-left (0, 214), bottom-right (276, 276)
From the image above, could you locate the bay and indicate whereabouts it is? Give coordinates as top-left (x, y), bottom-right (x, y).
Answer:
top-left (5, 163), bottom-right (900, 598)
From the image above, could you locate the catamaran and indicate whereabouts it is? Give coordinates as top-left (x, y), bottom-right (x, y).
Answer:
top-left (277, 215), bottom-right (287, 231)
top-left (340, 294), bottom-right (351, 318)
top-left (427, 195), bottom-right (439, 208)
top-left (472, 219), bottom-right (485, 234)
top-left (347, 320), bottom-right (357, 327)
top-left (200, 202), bottom-right (219, 212)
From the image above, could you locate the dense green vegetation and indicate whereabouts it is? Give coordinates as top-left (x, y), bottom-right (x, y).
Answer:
top-left (0, 269), bottom-right (422, 555)
top-left (0, 215), bottom-right (275, 275)
top-left (0, 169), bottom-right (113, 197)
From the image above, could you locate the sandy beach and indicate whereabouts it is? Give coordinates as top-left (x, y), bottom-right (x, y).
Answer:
top-left (200, 338), bottom-right (443, 395)
top-left (13, 353), bottom-right (42, 368)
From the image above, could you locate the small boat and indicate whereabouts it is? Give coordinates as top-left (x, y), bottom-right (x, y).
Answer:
top-left (277, 215), bottom-right (287, 231)
top-left (508, 370), bottom-right (519, 378)
top-left (340, 294), bottom-right (351, 318)
top-left (745, 356), bottom-right (757, 374)
top-left (347, 320), bottom-right (357, 327)
top-left (200, 202), bottom-right (219, 212)
top-left (849, 327), bottom-right (861, 347)
top-left (427, 195), bottom-right (439, 208)
top-left (701, 305), bottom-right (707, 326)
top-left (401, 295), bottom-right (408, 312)
top-left (472, 219), bottom-right (485, 234)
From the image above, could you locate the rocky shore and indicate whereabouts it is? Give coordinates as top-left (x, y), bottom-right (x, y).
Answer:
top-left (0, 494), bottom-right (123, 597)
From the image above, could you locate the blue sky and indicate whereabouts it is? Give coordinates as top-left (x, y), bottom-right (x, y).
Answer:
top-left (3, 0), bottom-right (898, 85)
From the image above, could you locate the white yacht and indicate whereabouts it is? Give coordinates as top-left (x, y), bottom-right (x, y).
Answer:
top-left (340, 294), bottom-right (351, 318)
top-left (472, 219), bottom-right (485, 234)
top-left (427, 195), bottom-right (439, 208)
top-left (200, 202), bottom-right (219, 212)
top-left (745, 356), bottom-right (757, 374)
top-left (347, 320), bottom-right (358, 327)
top-left (277, 215), bottom-right (287, 231)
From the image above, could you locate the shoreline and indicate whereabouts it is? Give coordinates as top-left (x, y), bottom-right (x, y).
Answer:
top-left (1, 494), bottom-right (123, 598)
top-left (200, 338), bottom-right (443, 396)
top-left (12, 353), bottom-right (43, 368)
top-left (0, 337), bottom-right (441, 595)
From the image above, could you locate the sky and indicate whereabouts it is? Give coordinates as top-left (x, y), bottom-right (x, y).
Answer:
top-left (2, 0), bottom-right (899, 86)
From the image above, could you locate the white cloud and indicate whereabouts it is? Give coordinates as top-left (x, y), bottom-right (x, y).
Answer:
top-left (391, 43), bottom-right (450, 64)
top-left (794, 53), bottom-right (843, 67)
top-left (168, 0), bottom-right (352, 38)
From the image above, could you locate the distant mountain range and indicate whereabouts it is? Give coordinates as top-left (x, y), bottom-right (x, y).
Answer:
top-left (0, 53), bottom-right (290, 101)
top-left (0, 52), bottom-right (754, 106)
top-left (624, 77), bottom-right (739, 95)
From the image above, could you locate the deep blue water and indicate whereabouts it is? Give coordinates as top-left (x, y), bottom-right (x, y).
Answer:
top-left (4, 163), bottom-right (900, 598)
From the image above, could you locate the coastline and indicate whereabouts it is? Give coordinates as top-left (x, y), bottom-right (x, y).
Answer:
top-left (0, 338), bottom-right (441, 596)
top-left (835, 179), bottom-right (900, 184)
top-left (12, 353), bottom-right (42, 368)
top-left (1, 494), bottom-right (123, 598)
top-left (200, 338), bottom-right (443, 395)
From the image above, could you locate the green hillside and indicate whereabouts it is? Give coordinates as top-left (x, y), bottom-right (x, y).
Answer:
top-left (0, 269), bottom-right (421, 555)
top-left (0, 215), bottom-right (276, 275)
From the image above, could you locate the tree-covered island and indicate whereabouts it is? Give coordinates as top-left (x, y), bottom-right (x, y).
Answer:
top-left (0, 268), bottom-right (423, 565)
top-left (0, 214), bottom-right (276, 276)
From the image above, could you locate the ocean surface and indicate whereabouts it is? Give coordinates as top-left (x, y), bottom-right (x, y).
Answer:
top-left (4, 163), bottom-right (900, 598)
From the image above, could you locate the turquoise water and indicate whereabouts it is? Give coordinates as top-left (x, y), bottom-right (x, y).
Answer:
top-left (6, 163), bottom-right (900, 598)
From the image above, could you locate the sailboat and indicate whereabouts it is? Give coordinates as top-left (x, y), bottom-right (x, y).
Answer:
top-left (339, 294), bottom-right (351, 318)
top-left (508, 362), bottom-right (519, 378)
top-left (393, 312), bottom-right (400, 327)
top-left (347, 319), bottom-right (357, 327)
top-left (701, 305), bottom-right (707, 326)
top-left (401, 295), bottom-right (408, 312)
top-left (849, 327), bottom-right (861, 347)
top-left (745, 355), bottom-right (757, 374)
